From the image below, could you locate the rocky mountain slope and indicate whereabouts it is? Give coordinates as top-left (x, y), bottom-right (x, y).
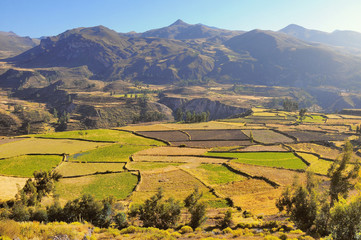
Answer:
top-left (0, 31), bottom-right (39, 58)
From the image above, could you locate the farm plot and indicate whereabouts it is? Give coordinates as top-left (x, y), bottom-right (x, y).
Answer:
top-left (56, 162), bottom-right (126, 177)
top-left (0, 138), bottom-right (110, 159)
top-left (0, 176), bottom-right (27, 200)
top-left (120, 124), bottom-right (174, 132)
top-left (287, 143), bottom-right (341, 160)
top-left (136, 130), bottom-right (189, 142)
top-left (184, 129), bottom-right (249, 141)
top-left (127, 162), bottom-right (183, 171)
top-left (165, 121), bottom-right (245, 130)
top-left (130, 169), bottom-right (221, 204)
top-left (33, 129), bottom-right (164, 145)
top-left (0, 155), bottom-right (62, 177)
top-left (55, 172), bottom-right (138, 201)
top-left (242, 130), bottom-right (294, 144)
top-left (283, 131), bottom-right (350, 142)
top-left (237, 144), bottom-right (287, 152)
top-left (132, 155), bottom-right (229, 164)
top-left (187, 164), bottom-right (247, 186)
top-left (230, 188), bottom-right (283, 215)
top-left (134, 146), bottom-right (209, 156)
top-left (69, 144), bottom-right (153, 162)
top-left (297, 153), bottom-right (333, 175)
top-left (0, 137), bottom-right (26, 146)
top-left (226, 162), bottom-right (307, 186)
top-left (206, 152), bottom-right (307, 170)
top-left (171, 140), bottom-right (253, 148)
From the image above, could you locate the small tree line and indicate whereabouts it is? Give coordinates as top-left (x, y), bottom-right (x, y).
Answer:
top-left (175, 108), bottom-right (210, 123)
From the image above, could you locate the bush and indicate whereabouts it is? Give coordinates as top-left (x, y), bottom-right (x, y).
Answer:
top-left (179, 226), bottom-right (193, 234)
top-left (31, 208), bottom-right (48, 222)
top-left (10, 202), bottom-right (30, 221)
top-left (223, 227), bottom-right (233, 234)
top-left (114, 212), bottom-right (128, 229)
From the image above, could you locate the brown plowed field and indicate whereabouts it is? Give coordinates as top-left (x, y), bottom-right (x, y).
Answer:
top-left (136, 130), bottom-right (189, 142)
top-left (184, 129), bottom-right (249, 141)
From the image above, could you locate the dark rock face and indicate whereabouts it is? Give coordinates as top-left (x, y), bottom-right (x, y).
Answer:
top-left (159, 97), bottom-right (250, 120)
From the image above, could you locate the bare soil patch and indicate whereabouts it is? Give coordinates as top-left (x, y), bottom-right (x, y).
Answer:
top-left (184, 129), bottom-right (249, 141)
top-left (136, 130), bottom-right (189, 142)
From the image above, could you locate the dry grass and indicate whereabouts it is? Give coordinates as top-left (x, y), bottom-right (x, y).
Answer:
top-left (242, 130), bottom-right (294, 144)
top-left (0, 176), bottom-right (27, 200)
top-left (165, 121), bottom-right (245, 130)
top-left (56, 162), bottom-right (126, 177)
top-left (227, 162), bottom-right (307, 186)
top-left (133, 146), bottom-right (209, 156)
top-left (185, 129), bottom-right (249, 141)
top-left (0, 138), bottom-right (110, 158)
top-left (237, 144), bottom-right (287, 152)
top-left (170, 140), bottom-right (253, 148)
top-left (119, 124), bottom-right (174, 132)
top-left (231, 188), bottom-right (284, 215)
top-left (132, 155), bottom-right (229, 164)
top-left (131, 169), bottom-right (217, 203)
top-left (0, 137), bottom-right (26, 146)
top-left (287, 143), bottom-right (341, 160)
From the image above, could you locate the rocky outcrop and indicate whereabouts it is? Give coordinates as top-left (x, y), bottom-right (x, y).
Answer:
top-left (159, 97), bottom-right (250, 120)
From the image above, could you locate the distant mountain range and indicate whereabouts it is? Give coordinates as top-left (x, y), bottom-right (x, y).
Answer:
top-left (0, 31), bottom-right (39, 58)
top-left (2, 20), bottom-right (361, 91)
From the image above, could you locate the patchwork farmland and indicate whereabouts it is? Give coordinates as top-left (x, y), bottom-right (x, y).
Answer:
top-left (0, 108), bottom-right (360, 234)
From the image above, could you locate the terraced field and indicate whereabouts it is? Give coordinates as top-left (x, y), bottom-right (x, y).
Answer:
top-left (242, 129), bottom-right (294, 144)
top-left (0, 155), bottom-right (62, 177)
top-left (0, 138), bottom-right (110, 158)
top-left (56, 162), bottom-right (126, 177)
top-left (206, 152), bottom-right (307, 170)
top-left (68, 144), bottom-right (153, 162)
top-left (1, 109), bottom-right (360, 221)
top-left (56, 172), bottom-right (138, 201)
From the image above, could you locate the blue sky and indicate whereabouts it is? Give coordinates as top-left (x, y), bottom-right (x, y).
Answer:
top-left (1, 0), bottom-right (361, 38)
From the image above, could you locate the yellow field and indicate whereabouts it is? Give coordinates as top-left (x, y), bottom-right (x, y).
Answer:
top-left (132, 155), bottom-right (229, 164)
top-left (297, 153), bottom-right (333, 175)
top-left (56, 162), bottom-right (125, 177)
top-left (0, 176), bottom-right (27, 200)
top-left (287, 143), bottom-right (341, 160)
top-left (130, 169), bottom-right (216, 203)
top-left (165, 121), bottom-right (245, 130)
top-left (0, 138), bottom-right (110, 158)
top-left (133, 146), bottom-right (209, 156)
top-left (119, 124), bottom-right (173, 132)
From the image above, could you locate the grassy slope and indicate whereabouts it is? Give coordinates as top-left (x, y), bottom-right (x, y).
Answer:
top-left (68, 144), bottom-right (153, 162)
top-left (0, 155), bottom-right (62, 177)
top-left (0, 138), bottom-right (110, 158)
top-left (206, 152), bottom-right (307, 170)
top-left (56, 172), bottom-right (138, 201)
top-left (33, 129), bottom-right (165, 145)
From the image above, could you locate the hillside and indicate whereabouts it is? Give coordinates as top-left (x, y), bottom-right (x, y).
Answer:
top-left (280, 24), bottom-right (361, 55)
top-left (0, 31), bottom-right (40, 58)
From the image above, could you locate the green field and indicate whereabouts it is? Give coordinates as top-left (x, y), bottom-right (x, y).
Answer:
top-left (55, 172), bottom-right (138, 201)
top-left (206, 152), bottom-right (307, 170)
top-left (189, 164), bottom-right (247, 185)
top-left (0, 155), bottom-right (62, 177)
top-left (33, 129), bottom-right (165, 145)
top-left (301, 115), bottom-right (326, 123)
top-left (0, 138), bottom-right (110, 159)
top-left (127, 162), bottom-right (183, 171)
top-left (56, 162), bottom-right (126, 177)
top-left (69, 144), bottom-right (154, 162)
top-left (297, 152), bottom-right (333, 175)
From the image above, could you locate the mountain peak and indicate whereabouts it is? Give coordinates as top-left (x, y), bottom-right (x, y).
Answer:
top-left (280, 24), bottom-right (306, 32)
top-left (169, 19), bottom-right (189, 27)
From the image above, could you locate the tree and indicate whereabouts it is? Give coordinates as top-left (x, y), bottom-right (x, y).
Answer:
top-left (219, 208), bottom-right (233, 229)
top-left (329, 196), bottom-right (361, 240)
top-left (299, 108), bottom-right (307, 122)
top-left (328, 141), bottom-right (360, 206)
top-left (184, 188), bottom-right (207, 229)
top-left (135, 188), bottom-right (182, 229)
top-left (249, 130), bottom-right (254, 143)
